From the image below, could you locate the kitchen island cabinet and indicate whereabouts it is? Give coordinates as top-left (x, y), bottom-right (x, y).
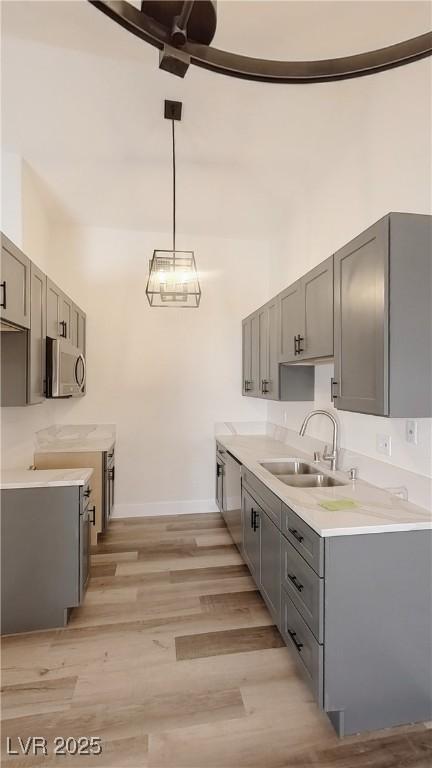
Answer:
top-left (1, 470), bottom-right (93, 634)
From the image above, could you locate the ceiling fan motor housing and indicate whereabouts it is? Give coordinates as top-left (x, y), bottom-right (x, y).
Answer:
top-left (141, 1), bottom-right (217, 46)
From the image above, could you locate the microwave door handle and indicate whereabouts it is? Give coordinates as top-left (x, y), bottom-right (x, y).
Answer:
top-left (75, 354), bottom-right (86, 391)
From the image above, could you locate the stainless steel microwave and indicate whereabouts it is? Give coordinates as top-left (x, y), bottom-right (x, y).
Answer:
top-left (46, 337), bottom-right (86, 398)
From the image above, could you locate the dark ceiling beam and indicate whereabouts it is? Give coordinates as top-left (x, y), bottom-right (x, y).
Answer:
top-left (89, 0), bottom-right (432, 83)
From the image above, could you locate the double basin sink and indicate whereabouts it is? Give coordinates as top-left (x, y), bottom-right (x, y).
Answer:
top-left (259, 459), bottom-right (346, 488)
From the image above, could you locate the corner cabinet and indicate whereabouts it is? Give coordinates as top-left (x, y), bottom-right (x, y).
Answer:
top-left (334, 213), bottom-right (432, 416)
top-left (239, 465), bottom-right (432, 737)
top-left (242, 298), bottom-right (315, 402)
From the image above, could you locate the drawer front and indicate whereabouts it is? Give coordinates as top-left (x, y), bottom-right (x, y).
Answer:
top-left (242, 467), bottom-right (282, 527)
top-left (281, 587), bottom-right (323, 705)
top-left (281, 537), bottom-right (323, 641)
top-left (282, 503), bottom-right (324, 576)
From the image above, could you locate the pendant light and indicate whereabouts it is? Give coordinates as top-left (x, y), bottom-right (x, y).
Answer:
top-left (146, 100), bottom-right (201, 308)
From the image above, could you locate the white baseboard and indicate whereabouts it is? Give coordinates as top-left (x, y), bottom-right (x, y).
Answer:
top-left (112, 498), bottom-right (219, 519)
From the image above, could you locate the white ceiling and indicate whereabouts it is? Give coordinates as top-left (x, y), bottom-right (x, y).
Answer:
top-left (1, 1), bottom-right (431, 237)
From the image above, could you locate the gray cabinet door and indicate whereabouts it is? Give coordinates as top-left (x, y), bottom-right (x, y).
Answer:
top-left (279, 280), bottom-right (303, 362)
top-left (28, 262), bottom-right (47, 404)
top-left (300, 256), bottom-right (334, 360)
top-left (242, 318), bottom-right (252, 395)
top-left (250, 313), bottom-right (260, 397)
top-left (242, 488), bottom-right (260, 581)
top-left (46, 278), bottom-right (62, 339)
top-left (0, 235), bottom-right (30, 329)
top-left (60, 293), bottom-right (73, 342)
top-left (334, 217), bottom-right (389, 415)
top-left (257, 305), bottom-right (269, 397)
top-left (266, 296), bottom-right (280, 400)
top-left (259, 510), bottom-right (281, 626)
top-left (71, 303), bottom-right (86, 353)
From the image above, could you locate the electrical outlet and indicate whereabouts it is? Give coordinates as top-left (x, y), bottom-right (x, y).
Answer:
top-left (406, 420), bottom-right (418, 445)
top-left (376, 434), bottom-right (391, 456)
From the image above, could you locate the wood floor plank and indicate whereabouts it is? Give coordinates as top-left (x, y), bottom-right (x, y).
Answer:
top-left (200, 590), bottom-right (263, 612)
top-left (170, 564), bottom-right (249, 583)
top-left (1, 675), bottom-right (78, 718)
top-left (175, 625), bottom-right (285, 661)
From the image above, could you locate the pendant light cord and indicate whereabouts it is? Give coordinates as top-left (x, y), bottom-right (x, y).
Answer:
top-left (172, 118), bottom-right (176, 252)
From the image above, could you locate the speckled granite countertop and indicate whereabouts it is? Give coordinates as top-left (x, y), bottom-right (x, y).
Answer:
top-left (216, 434), bottom-right (431, 537)
top-left (1, 468), bottom-right (93, 490)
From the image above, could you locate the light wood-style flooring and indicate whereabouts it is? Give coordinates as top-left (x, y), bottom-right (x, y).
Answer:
top-left (1, 512), bottom-right (431, 767)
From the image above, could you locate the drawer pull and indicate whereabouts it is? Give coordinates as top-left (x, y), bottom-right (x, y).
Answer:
top-left (288, 527), bottom-right (304, 543)
top-left (287, 629), bottom-right (303, 653)
top-left (84, 487), bottom-right (92, 498)
top-left (88, 505), bottom-right (96, 525)
top-left (288, 573), bottom-right (304, 592)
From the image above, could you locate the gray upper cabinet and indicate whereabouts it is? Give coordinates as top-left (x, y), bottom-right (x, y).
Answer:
top-left (242, 297), bottom-right (315, 402)
top-left (279, 280), bottom-right (303, 363)
top-left (60, 293), bottom-right (73, 341)
top-left (0, 234), bottom-right (30, 329)
top-left (279, 259), bottom-right (333, 363)
top-left (28, 262), bottom-right (47, 404)
top-left (334, 213), bottom-right (431, 417)
top-left (300, 256), bottom-right (334, 360)
top-left (242, 317), bottom-right (253, 395)
top-left (46, 278), bottom-right (62, 339)
top-left (71, 303), bottom-right (86, 353)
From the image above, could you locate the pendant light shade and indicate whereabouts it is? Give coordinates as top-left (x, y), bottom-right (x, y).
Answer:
top-left (146, 249), bottom-right (201, 307)
top-left (146, 100), bottom-right (201, 308)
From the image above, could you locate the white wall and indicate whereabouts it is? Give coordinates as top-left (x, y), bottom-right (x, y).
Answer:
top-left (267, 59), bottom-right (432, 489)
top-left (38, 224), bottom-right (269, 514)
top-left (1, 154), bottom-right (70, 468)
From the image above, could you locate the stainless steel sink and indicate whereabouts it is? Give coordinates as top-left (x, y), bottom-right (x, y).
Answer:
top-left (278, 474), bottom-right (346, 488)
top-left (259, 460), bottom-right (319, 476)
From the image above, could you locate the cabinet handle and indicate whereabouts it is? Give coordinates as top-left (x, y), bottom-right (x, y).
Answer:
top-left (288, 527), bottom-right (304, 543)
top-left (244, 380), bottom-right (252, 392)
top-left (60, 320), bottom-right (67, 338)
top-left (288, 573), bottom-right (304, 592)
top-left (331, 378), bottom-right (339, 401)
top-left (261, 379), bottom-right (270, 394)
top-left (0, 281), bottom-right (6, 309)
top-left (88, 505), bottom-right (96, 525)
top-left (297, 335), bottom-right (304, 354)
top-left (84, 487), bottom-right (92, 498)
top-left (293, 335), bottom-right (298, 355)
top-left (253, 510), bottom-right (260, 531)
top-left (287, 629), bottom-right (303, 653)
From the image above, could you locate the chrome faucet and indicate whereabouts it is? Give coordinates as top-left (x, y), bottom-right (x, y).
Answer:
top-left (299, 410), bottom-right (339, 471)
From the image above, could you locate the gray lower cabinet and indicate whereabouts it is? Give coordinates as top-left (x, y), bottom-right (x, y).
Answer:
top-left (240, 466), bottom-right (432, 737)
top-left (0, 234), bottom-right (30, 329)
top-left (241, 487), bottom-right (260, 581)
top-left (334, 213), bottom-right (432, 416)
top-left (1, 483), bottom-right (91, 634)
top-left (259, 509), bottom-right (281, 625)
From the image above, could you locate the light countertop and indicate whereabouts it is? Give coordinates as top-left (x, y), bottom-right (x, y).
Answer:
top-left (216, 434), bottom-right (431, 537)
top-left (1, 468), bottom-right (94, 490)
top-left (34, 424), bottom-right (115, 454)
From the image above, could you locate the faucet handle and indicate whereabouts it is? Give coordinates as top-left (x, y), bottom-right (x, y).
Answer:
top-left (348, 467), bottom-right (358, 481)
top-left (313, 451), bottom-right (321, 462)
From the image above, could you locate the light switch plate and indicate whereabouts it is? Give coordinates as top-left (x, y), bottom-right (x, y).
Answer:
top-left (376, 434), bottom-right (391, 456)
top-left (406, 420), bottom-right (418, 445)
